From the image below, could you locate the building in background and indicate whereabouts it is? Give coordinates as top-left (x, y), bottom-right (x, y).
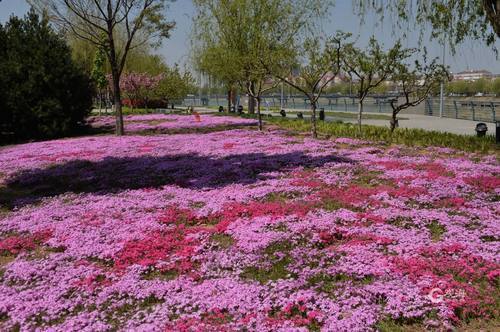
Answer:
top-left (452, 70), bottom-right (493, 81)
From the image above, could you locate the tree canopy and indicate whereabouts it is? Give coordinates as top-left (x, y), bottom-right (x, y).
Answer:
top-left (342, 37), bottom-right (413, 132)
top-left (192, 0), bottom-right (332, 128)
top-left (30, 0), bottom-right (176, 135)
top-left (356, 0), bottom-right (499, 51)
top-left (0, 10), bottom-right (93, 141)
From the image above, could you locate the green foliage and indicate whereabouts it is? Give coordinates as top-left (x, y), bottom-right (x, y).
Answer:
top-left (427, 220), bottom-right (447, 242)
top-left (389, 55), bottom-right (449, 131)
top-left (0, 10), bottom-right (93, 142)
top-left (446, 78), bottom-right (500, 96)
top-left (356, 1), bottom-right (498, 51)
top-left (234, 114), bottom-right (497, 153)
top-left (91, 48), bottom-right (108, 90)
top-left (192, 0), bottom-right (330, 125)
top-left (154, 64), bottom-right (196, 105)
top-left (30, 0), bottom-right (176, 136)
top-left (192, 0), bottom-right (332, 94)
top-left (342, 37), bottom-right (414, 131)
top-left (275, 31), bottom-right (349, 137)
top-left (210, 234), bottom-right (234, 249)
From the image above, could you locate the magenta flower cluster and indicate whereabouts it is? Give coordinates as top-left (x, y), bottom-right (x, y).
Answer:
top-left (0, 114), bottom-right (498, 331)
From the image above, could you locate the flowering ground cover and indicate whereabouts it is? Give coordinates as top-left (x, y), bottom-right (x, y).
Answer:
top-left (87, 113), bottom-right (257, 134)
top-left (0, 114), bottom-right (499, 331)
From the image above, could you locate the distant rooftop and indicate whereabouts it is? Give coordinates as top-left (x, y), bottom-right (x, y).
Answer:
top-left (454, 69), bottom-right (493, 75)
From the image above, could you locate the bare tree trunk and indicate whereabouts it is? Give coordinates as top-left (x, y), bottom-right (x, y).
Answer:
top-left (248, 82), bottom-right (255, 114)
top-left (311, 101), bottom-right (317, 138)
top-left (106, 22), bottom-right (124, 135)
top-left (99, 91), bottom-right (102, 116)
top-left (111, 67), bottom-right (124, 135)
top-left (390, 110), bottom-right (397, 133)
top-left (248, 95), bottom-right (255, 114)
top-left (231, 88), bottom-right (237, 110)
top-left (357, 99), bottom-right (363, 135)
top-left (105, 89), bottom-right (109, 114)
top-left (256, 96), bottom-right (263, 131)
top-left (227, 89), bottom-right (231, 113)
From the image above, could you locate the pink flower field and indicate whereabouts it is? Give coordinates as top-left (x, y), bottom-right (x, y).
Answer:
top-left (0, 114), bottom-right (499, 331)
top-left (87, 114), bottom-right (257, 133)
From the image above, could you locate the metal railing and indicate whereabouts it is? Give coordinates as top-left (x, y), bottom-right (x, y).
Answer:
top-left (182, 94), bottom-right (396, 113)
top-left (425, 98), bottom-right (499, 122)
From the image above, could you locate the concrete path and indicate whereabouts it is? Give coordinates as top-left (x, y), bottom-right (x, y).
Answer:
top-left (259, 109), bottom-right (495, 136)
top-left (335, 113), bottom-right (494, 136)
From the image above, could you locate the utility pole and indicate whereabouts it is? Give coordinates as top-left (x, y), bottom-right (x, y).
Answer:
top-left (280, 82), bottom-right (284, 109)
top-left (439, 39), bottom-right (446, 117)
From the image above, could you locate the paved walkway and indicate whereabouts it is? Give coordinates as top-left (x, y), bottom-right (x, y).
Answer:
top-left (261, 109), bottom-right (495, 136)
top-left (335, 113), bottom-right (494, 136)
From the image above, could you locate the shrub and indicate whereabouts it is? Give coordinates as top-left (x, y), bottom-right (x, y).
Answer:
top-left (0, 10), bottom-right (93, 142)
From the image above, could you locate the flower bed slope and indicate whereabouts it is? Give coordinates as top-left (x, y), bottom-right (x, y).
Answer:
top-left (87, 113), bottom-right (257, 133)
top-left (0, 120), bottom-right (499, 331)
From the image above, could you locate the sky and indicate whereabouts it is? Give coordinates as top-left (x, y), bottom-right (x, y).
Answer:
top-left (1, 0), bottom-right (499, 74)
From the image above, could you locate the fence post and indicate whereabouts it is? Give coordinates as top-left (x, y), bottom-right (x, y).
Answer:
top-left (453, 100), bottom-right (458, 118)
top-left (344, 98), bottom-right (347, 111)
top-left (491, 102), bottom-right (496, 122)
top-left (471, 102), bottom-right (475, 121)
top-left (425, 98), bottom-right (432, 116)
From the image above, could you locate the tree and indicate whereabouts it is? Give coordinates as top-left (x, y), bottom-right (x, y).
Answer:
top-left (342, 38), bottom-right (412, 133)
top-left (356, 1), bottom-right (498, 50)
top-left (192, 0), bottom-right (332, 130)
top-left (472, 78), bottom-right (488, 94)
top-left (154, 64), bottom-right (195, 107)
top-left (389, 57), bottom-right (449, 132)
top-left (0, 10), bottom-right (93, 141)
top-left (119, 72), bottom-right (163, 109)
top-left (91, 47), bottom-right (108, 114)
top-left (30, 0), bottom-right (175, 136)
top-left (492, 77), bottom-right (500, 96)
top-left (273, 33), bottom-right (346, 138)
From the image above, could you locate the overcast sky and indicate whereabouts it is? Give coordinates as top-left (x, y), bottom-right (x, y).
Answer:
top-left (1, 0), bottom-right (499, 73)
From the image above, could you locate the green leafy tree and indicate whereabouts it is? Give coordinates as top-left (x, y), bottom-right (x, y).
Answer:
top-left (492, 77), bottom-right (500, 96)
top-left (389, 56), bottom-right (449, 132)
top-left (31, 0), bottom-right (175, 136)
top-left (91, 48), bottom-right (108, 114)
top-left (274, 33), bottom-right (347, 138)
top-left (154, 65), bottom-right (196, 107)
top-left (342, 38), bottom-right (412, 133)
top-left (0, 10), bottom-right (93, 141)
top-left (472, 78), bottom-right (488, 94)
top-left (192, 0), bottom-right (332, 130)
top-left (356, 1), bottom-right (498, 50)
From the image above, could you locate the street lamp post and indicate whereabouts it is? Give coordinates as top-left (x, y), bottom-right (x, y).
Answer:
top-left (280, 82), bottom-right (284, 110)
top-left (439, 39), bottom-right (446, 118)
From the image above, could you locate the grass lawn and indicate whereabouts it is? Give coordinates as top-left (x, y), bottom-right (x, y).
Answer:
top-left (0, 113), bottom-right (498, 331)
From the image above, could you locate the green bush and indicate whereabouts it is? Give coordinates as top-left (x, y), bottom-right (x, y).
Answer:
top-left (0, 10), bottom-right (93, 142)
